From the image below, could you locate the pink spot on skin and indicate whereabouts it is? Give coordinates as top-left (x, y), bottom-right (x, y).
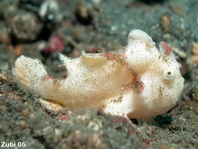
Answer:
top-left (100, 52), bottom-right (116, 60)
top-left (100, 53), bottom-right (107, 57)
top-left (44, 34), bottom-right (64, 54)
top-left (138, 81), bottom-right (145, 93)
top-left (161, 41), bottom-right (172, 55)
top-left (42, 74), bottom-right (53, 81)
top-left (132, 81), bottom-right (145, 93)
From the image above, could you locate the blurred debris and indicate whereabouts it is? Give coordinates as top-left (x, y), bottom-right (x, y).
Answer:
top-left (8, 44), bottom-right (25, 56)
top-left (191, 42), bottom-right (198, 55)
top-left (0, 23), bottom-right (11, 45)
top-left (191, 67), bottom-right (198, 81)
top-left (74, 2), bottom-right (99, 26)
top-left (168, 4), bottom-right (183, 15)
top-left (183, 84), bottom-right (198, 101)
top-left (8, 11), bottom-right (43, 42)
top-left (44, 34), bottom-right (64, 54)
top-left (39, 0), bottom-right (62, 23)
top-left (91, 0), bottom-right (102, 5)
top-left (160, 14), bottom-right (170, 33)
top-left (191, 42), bottom-right (198, 64)
top-left (74, 2), bottom-right (93, 25)
top-left (0, 71), bottom-right (8, 82)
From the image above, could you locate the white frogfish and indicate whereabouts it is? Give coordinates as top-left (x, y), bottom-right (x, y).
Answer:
top-left (13, 29), bottom-right (184, 120)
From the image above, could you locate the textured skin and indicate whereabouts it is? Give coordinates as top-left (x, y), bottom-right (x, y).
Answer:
top-left (13, 29), bottom-right (184, 119)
